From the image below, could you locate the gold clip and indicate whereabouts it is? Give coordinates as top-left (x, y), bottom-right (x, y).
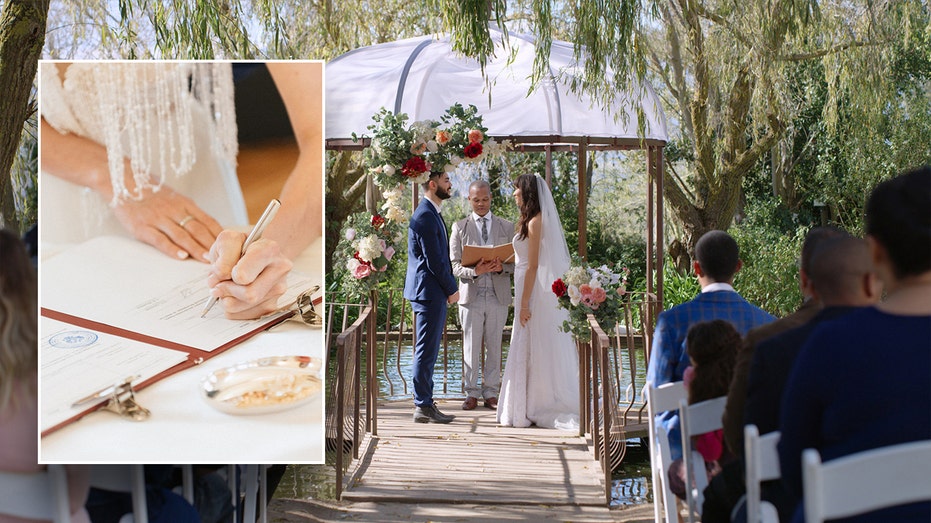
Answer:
top-left (296, 285), bottom-right (323, 327)
top-left (72, 376), bottom-right (151, 422)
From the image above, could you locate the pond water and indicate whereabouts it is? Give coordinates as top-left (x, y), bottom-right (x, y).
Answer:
top-left (297, 337), bottom-right (654, 507)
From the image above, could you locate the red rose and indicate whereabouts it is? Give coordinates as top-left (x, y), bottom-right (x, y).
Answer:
top-left (552, 278), bottom-right (567, 298)
top-left (371, 214), bottom-right (385, 228)
top-left (401, 156), bottom-right (428, 178)
top-left (463, 142), bottom-right (483, 159)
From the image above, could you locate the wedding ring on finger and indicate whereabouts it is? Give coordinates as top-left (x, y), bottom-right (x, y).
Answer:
top-left (178, 215), bottom-right (195, 228)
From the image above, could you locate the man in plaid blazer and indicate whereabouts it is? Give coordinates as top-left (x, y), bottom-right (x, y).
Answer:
top-left (647, 230), bottom-right (775, 463)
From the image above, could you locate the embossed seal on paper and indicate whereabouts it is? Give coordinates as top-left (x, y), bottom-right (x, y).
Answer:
top-left (49, 331), bottom-right (98, 349)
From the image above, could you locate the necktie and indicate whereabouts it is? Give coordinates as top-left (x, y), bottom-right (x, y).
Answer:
top-left (481, 217), bottom-right (488, 244)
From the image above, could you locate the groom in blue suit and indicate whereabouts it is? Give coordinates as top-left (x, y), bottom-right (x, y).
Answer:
top-left (404, 171), bottom-right (460, 423)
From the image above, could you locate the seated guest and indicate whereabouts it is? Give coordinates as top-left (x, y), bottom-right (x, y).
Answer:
top-left (778, 166), bottom-right (931, 522)
top-left (723, 226), bottom-right (846, 456)
top-left (735, 235), bottom-right (881, 522)
top-left (669, 320), bottom-right (741, 499)
top-left (0, 229), bottom-right (90, 523)
top-left (647, 230), bottom-right (775, 464)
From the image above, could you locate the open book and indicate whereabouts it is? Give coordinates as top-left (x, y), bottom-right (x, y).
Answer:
top-left (461, 243), bottom-right (515, 267)
top-left (40, 235), bottom-right (318, 434)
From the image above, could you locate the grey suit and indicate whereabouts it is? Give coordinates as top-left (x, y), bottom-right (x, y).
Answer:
top-left (450, 213), bottom-right (514, 400)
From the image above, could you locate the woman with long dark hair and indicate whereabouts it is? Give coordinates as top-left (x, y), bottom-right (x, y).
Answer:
top-left (497, 174), bottom-right (580, 430)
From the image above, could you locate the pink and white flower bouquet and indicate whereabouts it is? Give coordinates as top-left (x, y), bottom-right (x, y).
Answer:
top-left (337, 211), bottom-right (404, 297)
top-left (551, 259), bottom-right (631, 341)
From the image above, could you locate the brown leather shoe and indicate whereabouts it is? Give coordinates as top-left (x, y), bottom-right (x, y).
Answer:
top-left (461, 397), bottom-right (478, 410)
top-left (484, 397), bottom-right (498, 409)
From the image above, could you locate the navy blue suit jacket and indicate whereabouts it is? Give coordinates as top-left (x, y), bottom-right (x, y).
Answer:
top-left (404, 198), bottom-right (458, 302)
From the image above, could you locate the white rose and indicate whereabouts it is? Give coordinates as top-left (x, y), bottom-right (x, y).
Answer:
top-left (383, 164), bottom-right (396, 176)
top-left (568, 285), bottom-right (581, 306)
top-left (426, 140), bottom-right (438, 153)
top-left (346, 258), bottom-right (361, 271)
top-left (357, 234), bottom-right (382, 262)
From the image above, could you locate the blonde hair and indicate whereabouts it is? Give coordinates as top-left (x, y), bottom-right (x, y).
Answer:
top-left (0, 229), bottom-right (37, 411)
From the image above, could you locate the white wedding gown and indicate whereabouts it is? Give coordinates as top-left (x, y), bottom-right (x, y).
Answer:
top-left (497, 231), bottom-right (580, 430)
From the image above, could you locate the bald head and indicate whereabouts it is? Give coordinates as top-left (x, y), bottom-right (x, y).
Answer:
top-left (809, 236), bottom-right (880, 306)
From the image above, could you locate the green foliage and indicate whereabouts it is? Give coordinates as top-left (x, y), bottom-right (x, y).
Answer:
top-left (730, 199), bottom-right (807, 317)
top-left (660, 262), bottom-right (700, 310)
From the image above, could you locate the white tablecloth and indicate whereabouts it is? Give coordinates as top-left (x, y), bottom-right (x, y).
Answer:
top-left (40, 238), bottom-right (325, 464)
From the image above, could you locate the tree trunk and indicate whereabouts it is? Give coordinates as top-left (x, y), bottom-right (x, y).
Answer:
top-left (0, 0), bottom-right (49, 232)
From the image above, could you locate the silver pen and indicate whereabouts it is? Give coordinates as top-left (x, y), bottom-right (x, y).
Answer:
top-left (201, 199), bottom-right (281, 318)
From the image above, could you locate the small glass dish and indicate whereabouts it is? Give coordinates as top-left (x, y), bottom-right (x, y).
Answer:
top-left (201, 355), bottom-right (323, 415)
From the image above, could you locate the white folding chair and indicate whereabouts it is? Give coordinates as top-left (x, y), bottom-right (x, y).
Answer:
top-left (0, 465), bottom-right (71, 522)
top-left (646, 381), bottom-right (686, 523)
top-left (241, 465), bottom-right (269, 523)
top-left (89, 465), bottom-right (148, 523)
top-left (679, 395), bottom-right (727, 523)
top-left (744, 425), bottom-right (780, 523)
top-left (802, 440), bottom-right (931, 522)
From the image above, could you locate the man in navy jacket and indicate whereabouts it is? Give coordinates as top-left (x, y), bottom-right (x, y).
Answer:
top-left (404, 171), bottom-right (460, 423)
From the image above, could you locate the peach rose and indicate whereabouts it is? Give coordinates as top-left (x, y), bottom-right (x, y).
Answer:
top-left (435, 130), bottom-right (451, 145)
top-left (468, 129), bottom-right (484, 143)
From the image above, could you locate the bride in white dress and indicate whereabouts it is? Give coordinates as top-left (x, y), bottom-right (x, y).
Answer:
top-left (497, 173), bottom-right (580, 430)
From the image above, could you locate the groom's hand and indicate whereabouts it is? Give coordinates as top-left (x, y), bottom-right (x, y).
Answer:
top-left (447, 291), bottom-right (460, 304)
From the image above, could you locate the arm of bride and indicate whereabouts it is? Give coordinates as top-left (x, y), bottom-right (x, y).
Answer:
top-left (40, 118), bottom-right (223, 261)
top-left (518, 216), bottom-right (542, 326)
top-left (259, 62), bottom-right (323, 260)
top-left (205, 64), bottom-right (323, 319)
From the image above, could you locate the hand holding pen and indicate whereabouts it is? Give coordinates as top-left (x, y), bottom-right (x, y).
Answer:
top-left (202, 199), bottom-right (294, 320)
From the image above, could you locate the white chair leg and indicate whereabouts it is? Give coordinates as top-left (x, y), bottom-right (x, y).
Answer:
top-left (242, 465), bottom-right (258, 523)
top-left (130, 465), bottom-right (147, 523)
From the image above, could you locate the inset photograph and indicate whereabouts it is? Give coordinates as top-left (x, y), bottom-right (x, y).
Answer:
top-left (38, 60), bottom-right (325, 463)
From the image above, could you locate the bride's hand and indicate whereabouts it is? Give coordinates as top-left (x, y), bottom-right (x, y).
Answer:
top-left (519, 307), bottom-right (531, 326)
top-left (112, 186), bottom-right (223, 262)
top-left (206, 232), bottom-right (293, 320)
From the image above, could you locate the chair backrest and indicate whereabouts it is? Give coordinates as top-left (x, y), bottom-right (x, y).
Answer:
top-left (646, 381), bottom-right (686, 523)
top-left (0, 465), bottom-right (71, 522)
top-left (679, 395), bottom-right (727, 523)
top-left (744, 425), bottom-right (781, 523)
top-left (89, 465), bottom-right (148, 523)
top-left (803, 440), bottom-right (931, 523)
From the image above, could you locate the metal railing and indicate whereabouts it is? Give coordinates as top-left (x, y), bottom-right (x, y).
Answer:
top-left (325, 301), bottom-right (372, 499)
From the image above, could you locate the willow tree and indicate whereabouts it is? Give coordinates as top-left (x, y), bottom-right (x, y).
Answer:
top-left (0, 0), bottom-right (49, 231)
top-left (437, 0), bottom-right (928, 253)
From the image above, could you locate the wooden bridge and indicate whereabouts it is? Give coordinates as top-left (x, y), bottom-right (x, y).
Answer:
top-left (325, 292), bottom-right (658, 512)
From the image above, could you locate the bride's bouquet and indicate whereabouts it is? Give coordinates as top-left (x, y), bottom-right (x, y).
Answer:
top-left (551, 260), bottom-right (631, 342)
top-left (337, 211), bottom-right (404, 298)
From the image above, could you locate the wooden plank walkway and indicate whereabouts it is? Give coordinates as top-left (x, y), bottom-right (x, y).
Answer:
top-left (342, 400), bottom-right (619, 506)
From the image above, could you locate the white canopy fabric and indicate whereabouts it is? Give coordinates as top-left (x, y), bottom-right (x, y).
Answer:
top-left (325, 26), bottom-right (668, 144)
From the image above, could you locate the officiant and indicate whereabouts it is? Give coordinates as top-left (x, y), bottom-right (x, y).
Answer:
top-left (450, 180), bottom-right (514, 411)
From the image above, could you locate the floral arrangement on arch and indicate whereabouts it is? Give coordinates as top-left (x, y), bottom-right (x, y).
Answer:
top-left (354, 103), bottom-right (511, 192)
top-left (551, 259), bottom-right (631, 342)
top-left (337, 211), bottom-right (405, 297)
